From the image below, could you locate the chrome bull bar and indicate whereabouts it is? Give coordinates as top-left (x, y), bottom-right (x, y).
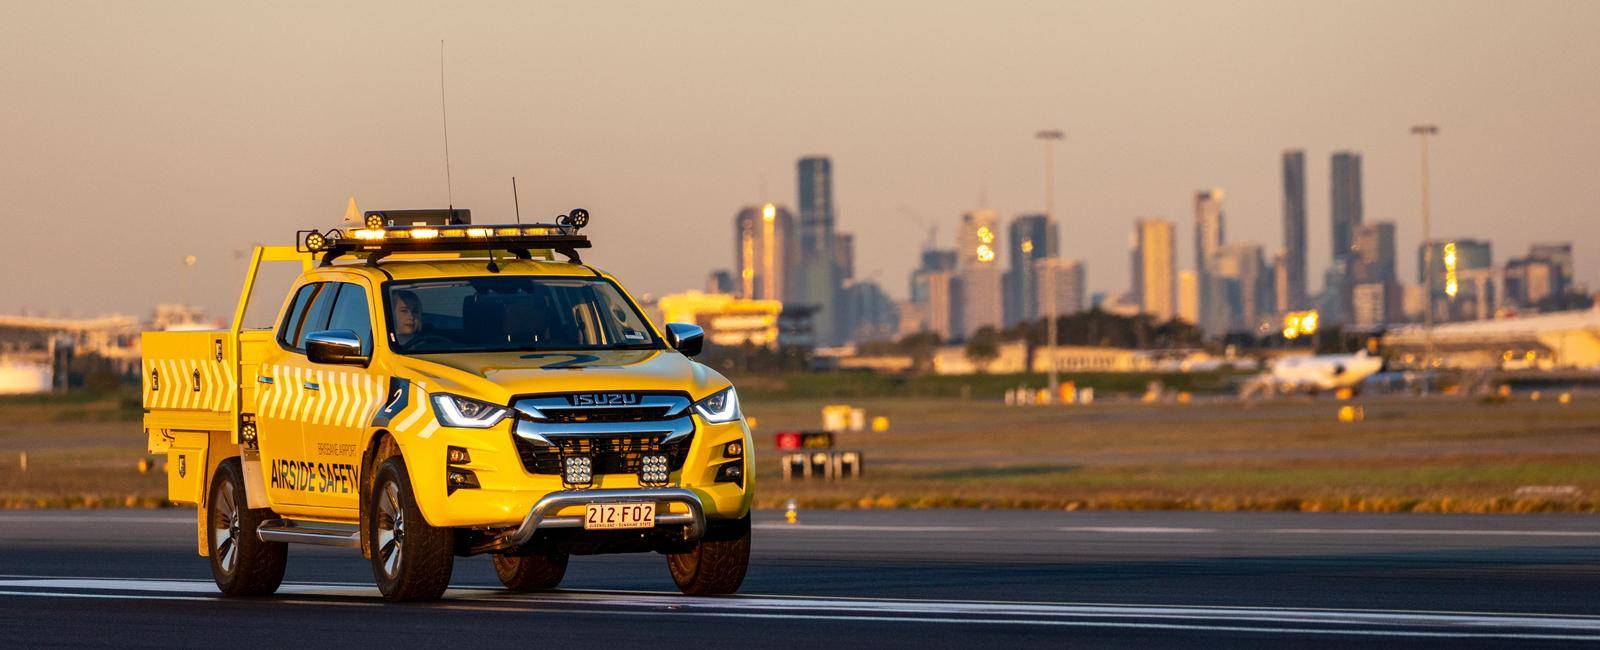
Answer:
top-left (476, 487), bottom-right (706, 554)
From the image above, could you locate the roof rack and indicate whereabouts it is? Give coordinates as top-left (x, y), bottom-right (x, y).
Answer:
top-left (299, 208), bottom-right (592, 266)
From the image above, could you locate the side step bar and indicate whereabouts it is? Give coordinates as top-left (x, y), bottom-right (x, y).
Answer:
top-left (258, 519), bottom-right (361, 548)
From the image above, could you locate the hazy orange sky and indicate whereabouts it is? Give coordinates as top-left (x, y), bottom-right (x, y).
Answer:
top-left (3, 0), bottom-right (1597, 318)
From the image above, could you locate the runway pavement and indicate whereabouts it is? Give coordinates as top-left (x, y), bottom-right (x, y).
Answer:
top-left (2, 508), bottom-right (1600, 647)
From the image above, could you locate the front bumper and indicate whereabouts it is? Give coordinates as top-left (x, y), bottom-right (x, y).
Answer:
top-left (471, 487), bottom-right (706, 554)
top-left (396, 416), bottom-right (752, 529)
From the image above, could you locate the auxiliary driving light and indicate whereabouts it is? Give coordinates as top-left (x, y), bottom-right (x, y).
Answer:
top-left (715, 461), bottom-right (744, 487)
top-left (564, 456), bottom-right (593, 484)
top-left (365, 213), bottom-right (385, 229)
top-left (446, 468), bottom-right (480, 494)
top-left (639, 454), bottom-right (670, 485)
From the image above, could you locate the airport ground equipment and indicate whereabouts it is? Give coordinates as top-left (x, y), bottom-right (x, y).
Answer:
top-left (142, 208), bottom-right (752, 600)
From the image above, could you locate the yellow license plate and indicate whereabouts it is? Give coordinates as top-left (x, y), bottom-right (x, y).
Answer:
top-left (584, 502), bottom-right (656, 530)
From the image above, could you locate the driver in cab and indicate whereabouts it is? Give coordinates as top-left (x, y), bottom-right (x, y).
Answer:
top-left (391, 290), bottom-right (424, 348)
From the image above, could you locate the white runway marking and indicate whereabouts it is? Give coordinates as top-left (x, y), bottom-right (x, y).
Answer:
top-left (1265, 528), bottom-right (1600, 537)
top-left (4, 576), bottom-right (1600, 640)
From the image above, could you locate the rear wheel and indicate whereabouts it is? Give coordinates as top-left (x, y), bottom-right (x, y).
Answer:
top-left (492, 551), bottom-right (569, 592)
top-left (207, 458), bottom-right (287, 596)
top-left (368, 457), bottom-right (454, 601)
top-left (666, 516), bottom-right (750, 596)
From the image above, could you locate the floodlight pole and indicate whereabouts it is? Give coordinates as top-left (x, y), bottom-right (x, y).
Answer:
top-left (1037, 129), bottom-right (1064, 402)
top-left (1412, 124), bottom-right (1438, 369)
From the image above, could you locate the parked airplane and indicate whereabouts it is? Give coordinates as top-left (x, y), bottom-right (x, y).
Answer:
top-left (1242, 351), bottom-right (1386, 397)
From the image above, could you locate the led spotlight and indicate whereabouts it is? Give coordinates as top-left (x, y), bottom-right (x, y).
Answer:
top-left (365, 213), bottom-right (385, 229)
top-left (305, 232), bottom-right (327, 251)
top-left (639, 454), bottom-right (670, 484)
top-left (563, 456), bottom-right (593, 484)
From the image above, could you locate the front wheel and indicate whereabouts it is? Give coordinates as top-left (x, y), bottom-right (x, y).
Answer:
top-left (368, 457), bottom-right (454, 601)
top-left (207, 458), bottom-right (288, 596)
top-left (493, 551), bottom-right (568, 592)
top-left (666, 516), bottom-right (750, 595)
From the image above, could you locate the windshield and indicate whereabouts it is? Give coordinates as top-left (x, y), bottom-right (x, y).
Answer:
top-left (382, 276), bottom-right (662, 354)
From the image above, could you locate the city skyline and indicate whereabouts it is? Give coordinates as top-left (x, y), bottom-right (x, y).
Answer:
top-left (3, 1), bottom-right (1599, 319)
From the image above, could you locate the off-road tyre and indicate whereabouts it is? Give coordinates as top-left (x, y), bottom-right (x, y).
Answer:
top-left (492, 551), bottom-right (569, 592)
top-left (207, 458), bottom-right (288, 597)
top-left (667, 515), bottom-right (750, 596)
top-left (368, 456), bottom-right (454, 601)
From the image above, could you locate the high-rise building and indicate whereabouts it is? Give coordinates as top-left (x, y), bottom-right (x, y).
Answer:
top-left (1212, 243), bottom-right (1269, 332)
top-left (1132, 219), bottom-right (1176, 321)
top-left (1194, 189), bottom-right (1226, 331)
top-left (1419, 239), bottom-right (1492, 321)
top-left (910, 249), bottom-right (957, 303)
top-left (1352, 221), bottom-right (1397, 284)
top-left (1330, 151), bottom-right (1364, 260)
top-left (833, 232), bottom-right (855, 283)
top-left (732, 203), bottom-right (795, 302)
top-left (1504, 257), bottom-right (1558, 308)
top-left (706, 269), bottom-right (736, 295)
top-left (954, 265), bottom-right (1004, 339)
top-left (1272, 250), bottom-right (1292, 314)
top-left (1177, 269), bottom-right (1200, 325)
top-left (840, 279), bottom-right (898, 343)
top-left (957, 210), bottom-right (1001, 268)
top-left (797, 157), bottom-right (834, 261)
top-left (951, 208), bottom-right (1004, 338)
top-left (921, 270), bottom-right (956, 340)
top-left (1527, 243), bottom-right (1574, 295)
top-left (1005, 214), bottom-right (1058, 326)
top-left (796, 156), bottom-right (840, 344)
top-left (1281, 150), bottom-right (1308, 309)
top-left (1033, 258), bottom-right (1086, 320)
top-left (1352, 282), bottom-right (1400, 327)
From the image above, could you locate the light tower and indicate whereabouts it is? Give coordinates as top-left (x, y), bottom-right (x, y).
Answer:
top-left (1411, 124), bottom-right (1439, 368)
top-left (1036, 129), bottom-right (1064, 401)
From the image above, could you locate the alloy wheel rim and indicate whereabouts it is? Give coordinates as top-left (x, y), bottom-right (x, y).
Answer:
top-left (212, 481), bottom-right (240, 574)
top-left (376, 481), bottom-right (404, 579)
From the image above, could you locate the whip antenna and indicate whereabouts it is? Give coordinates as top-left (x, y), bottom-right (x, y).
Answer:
top-left (439, 40), bottom-right (454, 210)
top-left (512, 176), bottom-right (522, 224)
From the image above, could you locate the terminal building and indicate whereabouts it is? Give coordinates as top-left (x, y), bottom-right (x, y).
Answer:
top-left (1383, 305), bottom-right (1600, 370)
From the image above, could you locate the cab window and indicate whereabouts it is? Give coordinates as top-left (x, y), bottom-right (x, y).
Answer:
top-left (277, 283), bottom-right (320, 350)
top-left (383, 276), bottom-right (660, 354)
top-left (295, 284), bottom-right (339, 350)
top-left (326, 283), bottom-right (373, 356)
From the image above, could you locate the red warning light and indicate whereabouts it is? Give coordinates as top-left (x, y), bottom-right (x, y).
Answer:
top-left (775, 431), bottom-right (802, 450)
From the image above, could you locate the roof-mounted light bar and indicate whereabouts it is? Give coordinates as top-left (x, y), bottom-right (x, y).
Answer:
top-left (299, 208), bottom-right (592, 265)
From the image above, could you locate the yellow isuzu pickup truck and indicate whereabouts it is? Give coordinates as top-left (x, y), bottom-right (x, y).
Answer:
top-left (142, 208), bottom-right (752, 601)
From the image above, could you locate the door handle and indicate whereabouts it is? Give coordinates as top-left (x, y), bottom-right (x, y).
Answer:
top-left (303, 381), bottom-right (320, 391)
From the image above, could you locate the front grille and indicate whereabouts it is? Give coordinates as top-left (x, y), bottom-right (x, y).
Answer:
top-left (535, 406), bottom-right (673, 423)
top-left (514, 433), bottom-right (691, 476)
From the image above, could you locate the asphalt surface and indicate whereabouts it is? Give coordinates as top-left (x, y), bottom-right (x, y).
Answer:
top-left (3, 509), bottom-right (1600, 647)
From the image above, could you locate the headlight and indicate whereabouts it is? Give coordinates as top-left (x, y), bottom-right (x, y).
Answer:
top-left (692, 387), bottom-right (741, 423)
top-left (431, 394), bottom-right (510, 428)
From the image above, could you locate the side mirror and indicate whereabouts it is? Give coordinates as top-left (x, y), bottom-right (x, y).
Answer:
top-left (664, 323), bottom-right (704, 357)
top-left (306, 330), bottom-right (369, 367)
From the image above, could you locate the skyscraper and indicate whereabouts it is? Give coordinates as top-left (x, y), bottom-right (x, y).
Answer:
top-left (732, 203), bottom-right (794, 302)
top-left (1351, 221), bottom-right (1397, 285)
top-left (797, 156), bottom-right (834, 261)
top-left (1034, 258), bottom-right (1086, 319)
top-left (796, 156), bottom-right (840, 344)
top-left (1213, 243), bottom-right (1269, 331)
top-left (1327, 151), bottom-right (1364, 325)
top-left (1194, 188), bottom-right (1226, 331)
top-left (1177, 269), bottom-right (1200, 324)
top-left (1281, 150), bottom-right (1308, 309)
top-left (1132, 219), bottom-right (1176, 321)
top-left (1330, 152), bottom-right (1364, 260)
top-left (1005, 213), bottom-right (1058, 326)
top-left (955, 210), bottom-right (1003, 338)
